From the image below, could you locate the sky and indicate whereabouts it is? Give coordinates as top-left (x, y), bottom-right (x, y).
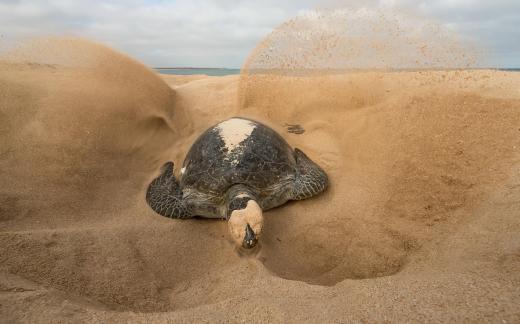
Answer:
top-left (0, 0), bottom-right (518, 68)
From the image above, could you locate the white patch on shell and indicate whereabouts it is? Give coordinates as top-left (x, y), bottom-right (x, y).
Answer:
top-left (215, 118), bottom-right (256, 153)
top-left (180, 167), bottom-right (186, 174)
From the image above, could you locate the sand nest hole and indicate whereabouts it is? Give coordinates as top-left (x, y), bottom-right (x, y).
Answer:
top-left (0, 210), bottom-right (414, 313)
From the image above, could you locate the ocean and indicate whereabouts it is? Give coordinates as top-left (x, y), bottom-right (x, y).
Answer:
top-left (155, 68), bottom-right (240, 76)
top-left (155, 68), bottom-right (519, 76)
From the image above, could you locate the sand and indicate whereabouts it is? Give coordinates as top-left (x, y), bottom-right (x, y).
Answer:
top-left (1, 39), bottom-right (520, 323)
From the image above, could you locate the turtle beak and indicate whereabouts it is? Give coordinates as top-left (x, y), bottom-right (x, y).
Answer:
top-left (242, 223), bottom-right (258, 249)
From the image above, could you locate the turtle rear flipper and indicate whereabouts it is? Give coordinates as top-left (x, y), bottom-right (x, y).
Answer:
top-left (146, 161), bottom-right (193, 219)
top-left (292, 148), bottom-right (329, 200)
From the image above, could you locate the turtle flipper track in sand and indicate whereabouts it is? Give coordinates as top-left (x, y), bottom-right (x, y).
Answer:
top-left (292, 148), bottom-right (329, 200)
top-left (146, 161), bottom-right (193, 219)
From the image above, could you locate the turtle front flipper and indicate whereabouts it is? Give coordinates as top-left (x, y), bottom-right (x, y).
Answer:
top-left (291, 148), bottom-right (329, 200)
top-left (146, 161), bottom-right (193, 219)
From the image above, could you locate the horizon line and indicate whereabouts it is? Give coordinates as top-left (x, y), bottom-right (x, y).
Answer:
top-left (152, 67), bottom-right (520, 70)
top-left (154, 67), bottom-right (241, 70)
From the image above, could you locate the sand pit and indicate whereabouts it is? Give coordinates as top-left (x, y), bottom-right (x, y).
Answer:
top-left (1, 29), bottom-right (520, 324)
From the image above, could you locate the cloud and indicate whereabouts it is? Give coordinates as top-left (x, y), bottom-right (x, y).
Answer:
top-left (392, 0), bottom-right (520, 66)
top-left (0, 0), bottom-right (518, 67)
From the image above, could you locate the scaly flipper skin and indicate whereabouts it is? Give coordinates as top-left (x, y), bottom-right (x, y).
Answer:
top-left (292, 148), bottom-right (329, 200)
top-left (146, 161), bottom-right (193, 219)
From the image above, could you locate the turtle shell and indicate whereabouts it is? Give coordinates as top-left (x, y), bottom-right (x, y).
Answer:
top-left (180, 117), bottom-right (296, 196)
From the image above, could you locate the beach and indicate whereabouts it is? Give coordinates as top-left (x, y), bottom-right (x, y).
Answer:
top-left (1, 40), bottom-right (520, 322)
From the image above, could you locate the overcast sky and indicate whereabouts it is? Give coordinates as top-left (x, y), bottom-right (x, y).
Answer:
top-left (0, 0), bottom-right (518, 68)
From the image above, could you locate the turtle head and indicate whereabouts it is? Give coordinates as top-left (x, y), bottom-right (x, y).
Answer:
top-left (228, 200), bottom-right (263, 249)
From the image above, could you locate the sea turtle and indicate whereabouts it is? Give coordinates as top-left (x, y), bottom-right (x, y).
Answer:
top-left (146, 117), bottom-right (328, 249)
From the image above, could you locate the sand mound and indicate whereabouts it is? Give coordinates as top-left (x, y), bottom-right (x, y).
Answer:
top-left (237, 71), bottom-right (520, 287)
top-left (0, 38), bottom-right (190, 226)
top-left (1, 13), bottom-right (520, 322)
top-left (0, 38), bottom-right (199, 311)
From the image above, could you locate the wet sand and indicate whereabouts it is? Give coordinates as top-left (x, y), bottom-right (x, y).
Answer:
top-left (1, 40), bottom-right (520, 322)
